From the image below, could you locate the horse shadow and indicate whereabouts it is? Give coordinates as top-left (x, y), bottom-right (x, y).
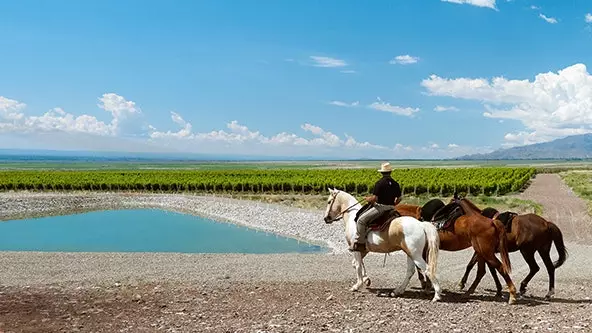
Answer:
top-left (364, 287), bottom-right (561, 306)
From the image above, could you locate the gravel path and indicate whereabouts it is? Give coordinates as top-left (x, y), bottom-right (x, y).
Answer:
top-left (0, 175), bottom-right (591, 332)
top-left (517, 173), bottom-right (592, 242)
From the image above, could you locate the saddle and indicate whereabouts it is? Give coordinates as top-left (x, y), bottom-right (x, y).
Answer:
top-left (496, 211), bottom-right (517, 233)
top-left (420, 198), bottom-right (446, 221)
top-left (354, 203), bottom-right (402, 232)
top-left (430, 202), bottom-right (464, 231)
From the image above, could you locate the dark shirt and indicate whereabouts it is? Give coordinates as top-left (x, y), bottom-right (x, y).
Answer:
top-left (372, 176), bottom-right (402, 205)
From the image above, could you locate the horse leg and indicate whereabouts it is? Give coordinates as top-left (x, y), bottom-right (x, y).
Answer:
top-left (465, 257), bottom-right (486, 295)
top-left (406, 251), bottom-right (442, 302)
top-left (350, 251), bottom-right (365, 292)
top-left (538, 246), bottom-right (556, 299)
top-left (394, 255), bottom-right (417, 297)
top-left (518, 248), bottom-right (539, 297)
top-left (482, 253), bottom-right (517, 304)
top-left (487, 262), bottom-right (503, 298)
top-left (459, 251), bottom-right (479, 290)
top-left (361, 252), bottom-right (371, 287)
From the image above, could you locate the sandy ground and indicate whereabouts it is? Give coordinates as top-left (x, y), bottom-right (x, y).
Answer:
top-left (0, 173), bottom-right (591, 332)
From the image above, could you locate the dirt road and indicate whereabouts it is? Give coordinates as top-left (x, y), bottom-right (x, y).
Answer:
top-left (518, 173), bottom-right (592, 242)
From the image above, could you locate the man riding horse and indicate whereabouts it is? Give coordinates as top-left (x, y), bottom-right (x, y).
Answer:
top-left (349, 162), bottom-right (402, 252)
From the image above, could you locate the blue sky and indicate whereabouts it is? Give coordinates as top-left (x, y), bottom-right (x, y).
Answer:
top-left (1, 0), bottom-right (591, 159)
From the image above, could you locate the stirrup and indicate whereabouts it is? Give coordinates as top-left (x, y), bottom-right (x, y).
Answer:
top-left (349, 242), bottom-right (366, 252)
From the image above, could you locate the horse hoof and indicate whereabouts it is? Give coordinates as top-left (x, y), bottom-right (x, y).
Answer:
top-left (431, 295), bottom-right (441, 302)
top-left (508, 295), bottom-right (517, 305)
top-left (363, 278), bottom-right (371, 287)
top-left (458, 283), bottom-right (465, 290)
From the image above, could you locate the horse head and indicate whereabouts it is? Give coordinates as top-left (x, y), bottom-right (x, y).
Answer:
top-left (450, 194), bottom-right (482, 216)
top-left (323, 187), bottom-right (341, 224)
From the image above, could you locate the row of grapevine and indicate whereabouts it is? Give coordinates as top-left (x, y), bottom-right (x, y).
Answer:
top-left (0, 167), bottom-right (536, 196)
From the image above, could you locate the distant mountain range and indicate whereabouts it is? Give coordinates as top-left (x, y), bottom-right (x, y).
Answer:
top-left (4, 133), bottom-right (592, 162)
top-left (457, 133), bottom-right (592, 160)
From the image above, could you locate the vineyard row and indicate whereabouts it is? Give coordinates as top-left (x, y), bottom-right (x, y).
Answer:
top-left (0, 167), bottom-right (536, 196)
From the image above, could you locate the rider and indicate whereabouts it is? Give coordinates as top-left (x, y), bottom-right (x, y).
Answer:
top-left (350, 162), bottom-right (402, 252)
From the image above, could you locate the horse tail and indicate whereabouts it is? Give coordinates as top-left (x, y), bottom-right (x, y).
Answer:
top-left (421, 221), bottom-right (440, 280)
top-left (548, 222), bottom-right (568, 269)
top-left (492, 218), bottom-right (512, 275)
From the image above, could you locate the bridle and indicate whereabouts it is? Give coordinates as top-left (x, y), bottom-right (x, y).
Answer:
top-left (324, 190), bottom-right (365, 224)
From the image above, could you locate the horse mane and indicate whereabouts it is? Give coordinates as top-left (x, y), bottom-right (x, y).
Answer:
top-left (481, 207), bottom-right (499, 218)
top-left (334, 189), bottom-right (359, 209)
top-left (459, 197), bottom-right (483, 215)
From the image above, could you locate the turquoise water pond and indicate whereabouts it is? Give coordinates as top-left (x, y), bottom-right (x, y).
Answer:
top-left (0, 209), bottom-right (326, 254)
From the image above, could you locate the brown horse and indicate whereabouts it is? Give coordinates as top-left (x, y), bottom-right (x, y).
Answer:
top-left (458, 207), bottom-right (568, 299)
top-left (395, 194), bottom-right (518, 304)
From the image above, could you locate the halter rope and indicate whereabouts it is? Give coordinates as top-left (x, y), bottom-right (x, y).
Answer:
top-left (326, 191), bottom-right (365, 223)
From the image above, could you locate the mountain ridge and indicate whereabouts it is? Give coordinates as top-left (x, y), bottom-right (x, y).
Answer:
top-left (456, 133), bottom-right (592, 160)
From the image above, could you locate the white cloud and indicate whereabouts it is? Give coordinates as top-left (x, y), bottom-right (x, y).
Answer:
top-left (448, 143), bottom-right (459, 148)
top-left (149, 113), bottom-right (388, 156)
top-left (389, 55), bottom-right (420, 65)
top-left (368, 97), bottom-right (420, 117)
top-left (539, 13), bottom-right (558, 24)
top-left (0, 93), bottom-right (488, 159)
top-left (434, 105), bottom-right (459, 112)
top-left (586, 13), bottom-right (592, 23)
top-left (530, 5), bottom-right (539, 10)
top-left (441, 0), bottom-right (497, 10)
top-left (340, 70), bottom-right (357, 74)
top-left (329, 100), bottom-right (359, 107)
top-left (394, 143), bottom-right (413, 151)
top-left (309, 56), bottom-right (347, 68)
top-left (0, 96), bottom-right (26, 121)
top-left (0, 93), bottom-right (143, 137)
top-left (421, 63), bottom-right (592, 146)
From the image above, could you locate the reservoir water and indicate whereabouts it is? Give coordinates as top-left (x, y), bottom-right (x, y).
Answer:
top-left (0, 209), bottom-right (326, 254)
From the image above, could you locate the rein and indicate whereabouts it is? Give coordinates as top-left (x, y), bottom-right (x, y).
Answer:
top-left (326, 194), bottom-right (365, 223)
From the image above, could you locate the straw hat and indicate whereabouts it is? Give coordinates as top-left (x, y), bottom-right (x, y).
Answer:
top-left (377, 162), bottom-right (392, 173)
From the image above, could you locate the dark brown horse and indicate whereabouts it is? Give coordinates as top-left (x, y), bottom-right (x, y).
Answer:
top-left (396, 194), bottom-right (518, 304)
top-left (458, 207), bottom-right (568, 299)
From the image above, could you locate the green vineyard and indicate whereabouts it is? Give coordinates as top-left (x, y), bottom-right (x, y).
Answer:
top-left (0, 167), bottom-right (536, 196)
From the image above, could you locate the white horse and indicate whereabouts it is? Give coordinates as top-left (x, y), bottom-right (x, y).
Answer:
top-left (323, 188), bottom-right (442, 302)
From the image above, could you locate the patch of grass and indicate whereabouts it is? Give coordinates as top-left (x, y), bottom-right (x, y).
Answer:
top-left (560, 171), bottom-right (592, 215)
top-left (217, 192), bottom-right (543, 215)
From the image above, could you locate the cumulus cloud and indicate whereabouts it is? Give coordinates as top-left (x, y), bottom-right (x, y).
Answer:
top-left (148, 113), bottom-right (388, 156)
top-left (421, 63), bottom-right (592, 146)
top-left (0, 93), bottom-right (143, 137)
top-left (586, 13), bottom-right (592, 23)
top-left (0, 96), bottom-right (26, 121)
top-left (441, 0), bottom-right (497, 10)
top-left (367, 97), bottom-right (420, 117)
top-left (0, 93), bottom-right (487, 158)
top-left (389, 55), bottom-right (419, 65)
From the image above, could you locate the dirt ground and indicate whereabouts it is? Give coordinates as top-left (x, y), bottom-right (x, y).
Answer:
top-left (1, 173), bottom-right (592, 332)
top-left (0, 280), bottom-right (590, 333)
